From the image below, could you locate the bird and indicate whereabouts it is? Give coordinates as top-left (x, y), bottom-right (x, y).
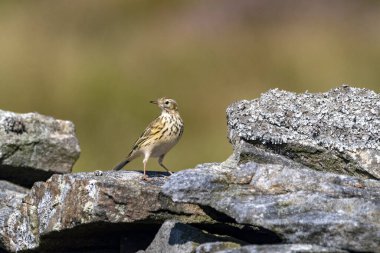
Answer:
top-left (112, 97), bottom-right (184, 180)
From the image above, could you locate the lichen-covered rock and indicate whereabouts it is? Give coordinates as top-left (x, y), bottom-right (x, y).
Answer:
top-left (226, 86), bottom-right (380, 179)
top-left (0, 181), bottom-right (29, 251)
top-left (0, 110), bottom-right (80, 187)
top-left (196, 243), bottom-right (349, 253)
top-left (142, 220), bottom-right (243, 253)
top-left (0, 171), bottom-right (213, 252)
top-left (1, 86), bottom-right (379, 253)
top-left (162, 162), bottom-right (380, 252)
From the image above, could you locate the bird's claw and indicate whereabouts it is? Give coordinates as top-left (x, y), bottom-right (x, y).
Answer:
top-left (142, 175), bottom-right (152, 181)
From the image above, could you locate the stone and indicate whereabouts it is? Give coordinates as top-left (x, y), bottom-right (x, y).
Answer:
top-left (195, 242), bottom-right (241, 253)
top-left (1, 86), bottom-right (379, 253)
top-left (226, 86), bottom-right (380, 179)
top-left (196, 243), bottom-right (349, 253)
top-left (0, 180), bottom-right (29, 251)
top-left (162, 162), bottom-right (380, 252)
top-left (0, 110), bottom-right (80, 187)
top-left (0, 171), bottom-right (214, 252)
top-left (143, 220), bottom-right (244, 253)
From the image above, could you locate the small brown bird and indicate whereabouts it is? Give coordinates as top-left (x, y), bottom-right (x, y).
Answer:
top-left (112, 98), bottom-right (184, 180)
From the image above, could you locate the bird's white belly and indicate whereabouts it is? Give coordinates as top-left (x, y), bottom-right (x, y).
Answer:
top-left (149, 139), bottom-right (178, 157)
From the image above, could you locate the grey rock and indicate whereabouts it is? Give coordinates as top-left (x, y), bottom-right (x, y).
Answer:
top-left (143, 220), bottom-right (243, 253)
top-left (226, 86), bottom-right (380, 179)
top-left (2, 86), bottom-right (379, 253)
top-left (0, 110), bottom-right (80, 187)
top-left (162, 162), bottom-right (380, 252)
top-left (199, 243), bottom-right (348, 253)
top-left (195, 242), bottom-right (241, 253)
top-left (0, 171), bottom-right (214, 252)
top-left (0, 181), bottom-right (29, 251)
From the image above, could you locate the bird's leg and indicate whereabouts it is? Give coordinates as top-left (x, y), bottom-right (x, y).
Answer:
top-left (142, 155), bottom-right (151, 181)
top-left (158, 155), bottom-right (173, 175)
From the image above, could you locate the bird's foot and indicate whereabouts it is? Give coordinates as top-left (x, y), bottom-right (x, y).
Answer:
top-left (162, 171), bottom-right (173, 179)
top-left (142, 175), bottom-right (152, 181)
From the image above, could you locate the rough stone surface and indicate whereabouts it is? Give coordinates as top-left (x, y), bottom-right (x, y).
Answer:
top-left (195, 242), bottom-right (241, 253)
top-left (0, 171), bottom-right (212, 253)
top-left (163, 162), bottom-right (380, 252)
top-left (0, 181), bottom-right (29, 251)
top-left (1, 86), bottom-right (379, 253)
top-left (197, 243), bottom-right (349, 253)
top-left (142, 220), bottom-right (243, 253)
top-left (226, 86), bottom-right (380, 179)
top-left (0, 110), bottom-right (80, 187)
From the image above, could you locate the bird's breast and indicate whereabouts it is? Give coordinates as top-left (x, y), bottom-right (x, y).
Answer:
top-left (149, 116), bottom-right (183, 157)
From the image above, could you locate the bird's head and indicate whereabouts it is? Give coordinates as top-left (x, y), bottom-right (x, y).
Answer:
top-left (150, 97), bottom-right (179, 112)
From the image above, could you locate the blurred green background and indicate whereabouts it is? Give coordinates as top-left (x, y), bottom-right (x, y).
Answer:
top-left (0, 0), bottom-right (379, 172)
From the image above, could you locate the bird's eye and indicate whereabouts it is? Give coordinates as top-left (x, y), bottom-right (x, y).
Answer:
top-left (165, 101), bottom-right (170, 105)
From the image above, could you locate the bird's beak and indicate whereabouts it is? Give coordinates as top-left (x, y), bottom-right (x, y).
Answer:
top-left (150, 100), bottom-right (158, 104)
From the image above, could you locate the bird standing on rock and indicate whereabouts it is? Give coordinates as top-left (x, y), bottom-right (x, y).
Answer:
top-left (112, 98), bottom-right (184, 180)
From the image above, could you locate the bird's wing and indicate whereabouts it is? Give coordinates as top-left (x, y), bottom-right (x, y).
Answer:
top-left (128, 116), bottom-right (164, 155)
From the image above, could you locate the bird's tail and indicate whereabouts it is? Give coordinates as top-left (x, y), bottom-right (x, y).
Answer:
top-left (112, 159), bottom-right (130, 171)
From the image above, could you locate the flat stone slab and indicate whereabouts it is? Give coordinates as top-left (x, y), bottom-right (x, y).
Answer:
top-left (0, 110), bottom-right (80, 187)
top-left (196, 243), bottom-right (349, 253)
top-left (0, 171), bottom-right (212, 252)
top-left (227, 86), bottom-right (380, 179)
top-left (163, 162), bottom-right (380, 252)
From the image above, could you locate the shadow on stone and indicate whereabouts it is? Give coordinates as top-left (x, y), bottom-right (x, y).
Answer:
top-left (135, 170), bottom-right (172, 178)
top-left (167, 223), bottom-right (214, 246)
top-left (0, 165), bottom-right (55, 188)
top-left (23, 222), bottom-right (161, 253)
top-left (144, 220), bottom-right (245, 253)
top-left (197, 205), bottom-right (282, 245)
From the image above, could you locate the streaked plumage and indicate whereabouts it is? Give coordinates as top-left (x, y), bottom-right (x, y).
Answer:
top-left (112, 98), bottom-right (183, 180)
